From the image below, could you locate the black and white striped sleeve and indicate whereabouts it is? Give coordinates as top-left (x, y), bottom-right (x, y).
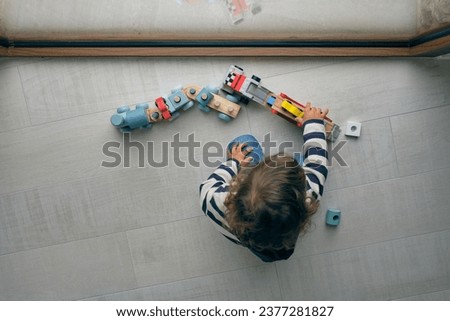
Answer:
top-left (199, 160), bottom-right (241, 244)
top-left (302, 119), bottom-right (329, 200)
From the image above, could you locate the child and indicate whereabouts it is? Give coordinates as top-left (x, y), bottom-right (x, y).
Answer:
top-left (199, 103), bottom-right (329, 262)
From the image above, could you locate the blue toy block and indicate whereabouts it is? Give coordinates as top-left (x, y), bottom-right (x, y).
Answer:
top-left (225, 94), bottom-right (239, 103)
top-left (111, 87), bottom-right (197, 132)
top-left (326, 208), bottom-right (341, 226)
top-left (266, 95), bottom-right (276, 106)
top-left (116, 106), bottom-right (130, 113)
top-left (170, 85), bottom-right (184, 94)
top-left (197, 104), bottom-right (211, 113)
top-left (195, 87), bottom-right (214, 106)
top-left (166, 90), bottom-right (192, 114)
top-left (218, 113), bottom-right (232, 122)
top-left (110, 103), bottom-right (151, 132)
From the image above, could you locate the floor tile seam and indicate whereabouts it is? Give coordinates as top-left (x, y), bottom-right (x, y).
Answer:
top-left (355, 103), bottom-right (450, 125)
top-left (78, 262), bottom-right (268, 301)
top-left (124, 228), bottom-right (140, 292)
top-left (0, 170), bottom-right (112, 198)
top-left (1, 164), bottom-right (449, 250)
top-left (0, 161), bottom-right (204, 198)
top-left (0, 124), bottom-right (34, 134)
top-left (0, 59), bottom-right (359, 129)
top-left (273, 262), bottom-right (284, 300)
top-left (388, 117), bottom-right (401, 177)
top-left (292, 228), bottom-right (450, 262)
top-left (15, 65), bottom-right (33, 128)
top-left (4, 97), bottom-right (448, 136)
top-left (262, 58), bottom-right (361, 80)
top-left (0, 57), bottom-right (50, 70)
top-left (0, 215), bottom-right (204, 258)
top-left (325, 165), bottom-right (450, 193)
top-left (390, 103), bottom-right (450, 118)
top-left (1, 96), bottom-right (248, 132)
top-left (393, 288), bottom-right (450, 301)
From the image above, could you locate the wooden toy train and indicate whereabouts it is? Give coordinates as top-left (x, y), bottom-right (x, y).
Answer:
top-left (111, 65), bottom-right (341, 141)
top-left (110, 84), bottom-right (241, 132)
top-left (221, 65), bottom-right (341, 141)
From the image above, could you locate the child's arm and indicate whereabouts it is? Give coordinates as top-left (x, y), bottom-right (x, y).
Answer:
top-left (199, 144), bottom-right (252, 243)
top-left (301, 103), bottom-right (329, 200)
top-left (199, 159), bottom-right (240, 242)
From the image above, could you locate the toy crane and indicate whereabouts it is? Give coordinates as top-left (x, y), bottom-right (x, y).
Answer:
top-left (221, 65), bottom-right (341, 141)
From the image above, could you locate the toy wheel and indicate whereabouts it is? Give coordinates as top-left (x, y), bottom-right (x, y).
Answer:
top-left (136, 103), bottom-right (149, 109)
top-left (206, 86), bottom-right (219, 94)
top-left (225, 94), bottom-right (239, 103)
top-left (251, 75), bottom-right (261, 83)
top-left (240, 96), bottom-right (250, 105)
top-left (117, 106), bottom-right (130, 113)
top-left (251, 4), bottom-right (262, 14)
top-left (120, 127), bottom-right (132, 133)
top-left (171, 85), bottom-right (183, 93)
top-left (198, 104), bottom-right (211, 113)
top-left (111, 114), bottom-right (125, 126)
top-left (171, 112), bottom-right (181, 121)
top-left (182, 101), bottom-right (195, 111)
top-left (221, 86), bottom-right (234, 95)
top-left (218, 113), bottom-right (232, 122)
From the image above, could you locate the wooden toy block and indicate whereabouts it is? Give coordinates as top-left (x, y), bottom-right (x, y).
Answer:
top-left (110, 103), bottom-right (153, 132)
top-left (281, 100), bottom-right (304, 118)
top-left (326, 208), bottom-right (341, 226)
top-left (183, 84), bottom-right (241, 119)
top-left (269, 94), bottom-right (341, 141)
top-left (345, 121), bottom-right (362, 137)
top-left (111, 82), bottom-right (242, 132)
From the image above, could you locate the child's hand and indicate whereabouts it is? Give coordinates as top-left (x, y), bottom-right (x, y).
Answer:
top-left (228, 143), bottom-right (253, 167)
top-left (299, 102), bottom-right (329, 125)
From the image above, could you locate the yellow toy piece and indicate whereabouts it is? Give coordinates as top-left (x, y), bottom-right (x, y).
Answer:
top-left (281, 100), bottom-right (304, 118)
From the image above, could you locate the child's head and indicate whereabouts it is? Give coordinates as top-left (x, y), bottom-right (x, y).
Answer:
top-left (225, 154), bottom-right (317, 252)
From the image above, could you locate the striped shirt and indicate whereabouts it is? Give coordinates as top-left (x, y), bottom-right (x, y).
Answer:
top-left (199, 119), bottom-right (329, 246)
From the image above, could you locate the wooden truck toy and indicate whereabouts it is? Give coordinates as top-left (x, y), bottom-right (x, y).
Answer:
top-left (111, 85), bottom-right (240, 132)
top-left (222, 65), bottom-right (341, 141)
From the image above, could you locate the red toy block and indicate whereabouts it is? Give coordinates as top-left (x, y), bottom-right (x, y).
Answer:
top-left (155, 97), bottom-right (172, 120)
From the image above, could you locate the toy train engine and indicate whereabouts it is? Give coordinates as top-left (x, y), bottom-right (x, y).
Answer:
top-left (110, 86), bottom-right (194, 132)
top-left (111, 103), bottom-right (153, 132)
top-left (222, 65), bottom-right (276, 107)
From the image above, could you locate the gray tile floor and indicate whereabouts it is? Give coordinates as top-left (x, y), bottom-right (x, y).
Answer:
top-left (0, 57), bottom-right (449, 301)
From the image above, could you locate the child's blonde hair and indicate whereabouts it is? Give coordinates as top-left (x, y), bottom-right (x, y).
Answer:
top-left (224, 154), bottom-right (318, 252)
